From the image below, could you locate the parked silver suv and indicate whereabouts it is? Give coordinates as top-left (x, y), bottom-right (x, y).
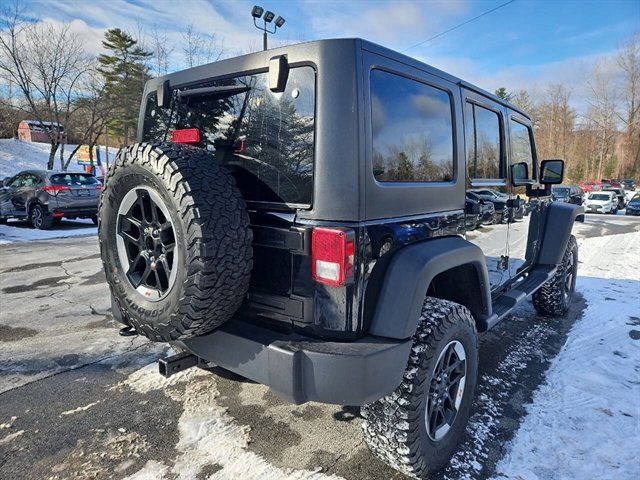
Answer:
top-left (0, 170), bottom-right (101, 229)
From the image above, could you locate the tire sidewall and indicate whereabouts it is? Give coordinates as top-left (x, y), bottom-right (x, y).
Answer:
top-left (416, 316), bottom-right (478, 470)
top-left (100, 163), bottom-right (188, 333)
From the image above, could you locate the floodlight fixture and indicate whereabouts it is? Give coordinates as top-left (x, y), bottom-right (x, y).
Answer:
top-left (263, 11), bottom-right (275, 23)
top-left (274, 16), bottom-right (285, 28)
top-left (251, 5), bottom-right (264, 18)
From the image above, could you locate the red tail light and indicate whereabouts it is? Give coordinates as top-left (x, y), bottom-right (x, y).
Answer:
top-left (311, 228), bottom-right (355, 287)
top-left (95, 184), bottom-right (103, 190)
top-left (43, 185), bottom-right (70, 195)
top-left (171, 128), bottom-right (201, 145)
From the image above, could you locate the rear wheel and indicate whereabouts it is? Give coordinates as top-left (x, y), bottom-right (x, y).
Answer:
top-left (533, 235), bottom-right (578, 316)
top-left (31, 204), bottom-right (53, 230)
top-left (361, 297), bottom-right (479, 478)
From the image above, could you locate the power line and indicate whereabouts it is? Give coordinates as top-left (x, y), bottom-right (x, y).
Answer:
top-left (402, 0), bottom-right (517, 53)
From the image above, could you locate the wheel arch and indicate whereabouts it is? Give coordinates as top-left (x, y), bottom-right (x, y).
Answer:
top-left (368, 236), bottom-right (491, 340)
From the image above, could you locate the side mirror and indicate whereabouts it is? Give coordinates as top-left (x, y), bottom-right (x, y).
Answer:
top-left (540, 159), bottom-right (564, 184)
top-left (2, 177), bottom-right (12, 187)
top-left (510, 162), bottom-right (531, 186)
top-left (269, 55), bottom-right (289, 93)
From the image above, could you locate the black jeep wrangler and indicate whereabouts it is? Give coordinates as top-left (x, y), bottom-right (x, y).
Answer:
top-left (99, 39), bottom-right (584, 477)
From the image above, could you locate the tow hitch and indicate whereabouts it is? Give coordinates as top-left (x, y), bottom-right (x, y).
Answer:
top-left (158, 351), bottom-right (199, 378)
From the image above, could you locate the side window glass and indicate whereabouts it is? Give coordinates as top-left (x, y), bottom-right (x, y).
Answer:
top-left (510, 119), bottom-right (534, 178)
top-left (466, 103), bottom-right (502, 179)
top-left (23, 174), bottom-right (38, 187)
top-left (371, 69), bottom-right (454, 183)
top-left (10, 175), bottom-right (23, 188)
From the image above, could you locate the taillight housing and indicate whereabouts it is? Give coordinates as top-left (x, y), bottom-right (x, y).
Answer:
top-left (171, 128), bottom-right (201, 145)
top-left (43, 185), bottom-right (70, 195)
top-left (311, 228), bottom-right (355, 287)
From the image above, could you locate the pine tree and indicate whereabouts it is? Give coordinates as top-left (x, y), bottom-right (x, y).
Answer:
top-left (494, 87), bottom-right (513, 102)
top-left (98, 29), bottom-right (151, 146)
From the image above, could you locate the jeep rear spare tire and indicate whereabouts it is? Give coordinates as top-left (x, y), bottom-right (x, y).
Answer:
top-left (99, 142), bottom-right (253, 341)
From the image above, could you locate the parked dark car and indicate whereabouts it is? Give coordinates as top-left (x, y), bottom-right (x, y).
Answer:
top-left (622, 179), bottom-right (636, 191)
top-left (603, 187), bottom-right (626, 209)
top-left (469, 189), bottom-right (510, 222)
top-left (0, 170), bottom-right (101, 229)
top-left (466, 191), bottom-right (496, 226)
top-left (552, 185), bottom-right (584, 205)
top-left (626, 194), bottom-right (640, 216)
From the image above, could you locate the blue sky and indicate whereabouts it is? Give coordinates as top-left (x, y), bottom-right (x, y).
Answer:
top-left (27, 0), bottom-right (640, 99)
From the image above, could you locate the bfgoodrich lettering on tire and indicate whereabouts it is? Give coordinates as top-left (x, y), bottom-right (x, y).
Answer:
top-left (99, 142), bottom-right (253, 342)
top-left (361, 297), bottom-right (478, 478)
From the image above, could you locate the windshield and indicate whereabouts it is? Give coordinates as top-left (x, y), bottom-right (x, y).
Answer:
top-left (552, 187), bottom-right (570, 195)
top-left (588, 193), bottom-right (611, 201)
top-left (630, 194), bottom-right (640, 203)
top-left (142, 67), bottom-right (315, 207)
top-left (50, 173), bottom-right (99, 186)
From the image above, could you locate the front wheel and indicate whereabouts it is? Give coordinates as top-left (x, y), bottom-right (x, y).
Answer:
top-left (533, 235), bottom-right (578, 316)
top-left (361, 297), bottom-right (479, 477)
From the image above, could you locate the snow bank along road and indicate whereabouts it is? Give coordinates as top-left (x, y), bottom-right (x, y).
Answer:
top-left (0, 215), bottom-right (638, 480)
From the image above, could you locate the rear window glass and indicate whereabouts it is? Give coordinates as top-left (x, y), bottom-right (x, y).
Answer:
top-left (370, 69), bottom-right (454, 183)
top-left (553, 187), bottom-right (570, 195)
top-left (142, 67), bottom-right (315, 207)
top-left (50, 174), bottom-right (98, 185)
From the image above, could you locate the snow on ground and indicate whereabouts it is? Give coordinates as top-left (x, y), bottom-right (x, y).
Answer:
top-left (0, 138), bottom-right (118, 178)
top-left (493, 230), bottom-right (640, 480)
top-left (119, 364), bottom-right (341, 480)
top-left (0, 218), bottom-right (96, 244)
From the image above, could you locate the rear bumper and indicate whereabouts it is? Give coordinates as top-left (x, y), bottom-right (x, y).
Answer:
top-left (178, 319), bottom-right (411, 406)
top-left (50, 206), bottom-right (98, 217)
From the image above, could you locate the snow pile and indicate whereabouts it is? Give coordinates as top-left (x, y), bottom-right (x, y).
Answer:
top-left (494, 231), bottom-right (640, 480)
top-left (0, 218), bottom-right (96, 244)
top-left (0, 138), bottom-right (118, 178)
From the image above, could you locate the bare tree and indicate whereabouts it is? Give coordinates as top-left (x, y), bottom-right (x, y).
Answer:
top-left (149, 25), bottom-right (174, 76)
top-left (63, 64), bottom-right (113, 170)
top-left (584, 61), bottom-right (619, 181)
top-left (616, 34), bottom-right (640, 177)
top-left (0, 2), bottom-right (90, 169)
top-left (182, 22), bottom-right (224, 68)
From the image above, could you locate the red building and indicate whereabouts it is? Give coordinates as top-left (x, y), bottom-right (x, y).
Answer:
top-left (17, 120), bottom-right (66, 143)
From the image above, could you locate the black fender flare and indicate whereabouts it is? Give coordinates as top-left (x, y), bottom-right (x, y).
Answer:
top-left (369, 235), bottom-right (491, 340)
top-left (537, 202), bottom-right (584, 266)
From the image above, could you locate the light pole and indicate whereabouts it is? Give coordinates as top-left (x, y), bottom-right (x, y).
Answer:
top-left (251, 5), bottom-right (285, 51)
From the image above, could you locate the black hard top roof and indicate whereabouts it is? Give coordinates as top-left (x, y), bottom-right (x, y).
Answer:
top-left (153, 37), bottom-right (530, 120)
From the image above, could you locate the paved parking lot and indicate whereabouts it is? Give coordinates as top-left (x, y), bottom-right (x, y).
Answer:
top-left (1, 214), bottom-right (639, 479)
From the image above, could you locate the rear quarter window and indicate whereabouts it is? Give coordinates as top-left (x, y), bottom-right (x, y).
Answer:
top-left (370, 69), bottom-right (454, 183)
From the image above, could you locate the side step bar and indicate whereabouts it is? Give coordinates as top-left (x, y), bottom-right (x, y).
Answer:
top-left (482, 265), bottom-right (557, 331)
top-left (158, 352), bottom-right (199, 378)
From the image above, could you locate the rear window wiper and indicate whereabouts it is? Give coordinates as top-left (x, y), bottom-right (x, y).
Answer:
top-left (177, 85), bottom-right (250, 101)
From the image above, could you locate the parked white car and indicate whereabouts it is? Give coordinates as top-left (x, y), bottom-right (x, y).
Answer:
top-left (585, 191), bottom-right (618, 214)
